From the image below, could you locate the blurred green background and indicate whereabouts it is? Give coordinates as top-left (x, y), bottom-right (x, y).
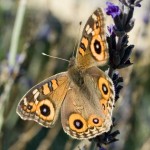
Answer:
top-left (0, 0), bottom-right (150, 150)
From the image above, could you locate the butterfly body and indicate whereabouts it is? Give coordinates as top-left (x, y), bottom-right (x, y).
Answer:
top-left (17, 8), bottom-right (115, 139)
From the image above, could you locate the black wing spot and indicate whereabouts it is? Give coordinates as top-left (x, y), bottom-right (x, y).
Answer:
top-left (94, 40), bottom-right (101, 54)
top-left (102, 83), bottom-right (108, 95)
top-left (74, 119), bottom-right (83, 129)
top-left (80, 42), bottom-right (86, 51)
top-left (40, 104), bottom-right (50, 116)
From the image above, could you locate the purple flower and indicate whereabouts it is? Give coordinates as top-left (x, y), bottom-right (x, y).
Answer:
top-left (105, 2), bottom-right (121, 18)
top-left (136, 3), bottom-right (141, 7)
top-left (107, 25), bottom-right (115, 35)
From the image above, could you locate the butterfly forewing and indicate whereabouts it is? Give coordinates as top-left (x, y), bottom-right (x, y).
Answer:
top-left (76, 8), bottom-right (108, 69)
top-left (17, 72), bottom-right (70, 127)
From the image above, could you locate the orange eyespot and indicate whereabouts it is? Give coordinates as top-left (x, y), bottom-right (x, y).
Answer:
top-left (22, 101), bottom-right (36, 113)
top-left (88, 115), bottom-right (104, 127)
top-left (27, 102), bottom-right (36, 112)
top-left (98, 77), bottom-right (110, 100)
top-left (36, 99), bottom-right (55, 121)
top-left (90, 36), bottom-right (105, 61)
top-left (68, 113), bottom-right (87, 133)
top-left (100, 99), bottom-right (108, 115)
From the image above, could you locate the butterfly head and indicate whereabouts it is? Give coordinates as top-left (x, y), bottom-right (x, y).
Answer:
top-left (68, 57), bottom-right (76, 68)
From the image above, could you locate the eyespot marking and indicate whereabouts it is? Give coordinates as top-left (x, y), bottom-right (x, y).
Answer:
top-left (36, 99), bottom-right (55, 121)
top-left (102, 83), bottom-right (108, 95)
top-left (74, 119), bottom-right (83, 129)
top-left (22, 102), bottom-right (36, 113)
top-left (94, 39), bottom-right (101, 54)
top-left (68, 113), bottom-right (87, 133)
top-left (98, 77), bottom-right (110, 100)
top-left (90, 35), bottom-right (108, 62)
top-left (40, 104), bottom-right (50, 116)
top-left (88, 115), bottom-right (104, 127)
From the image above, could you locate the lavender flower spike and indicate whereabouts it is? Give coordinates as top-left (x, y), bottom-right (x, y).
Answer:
top-left (107, 24), bottom-right (115, 35)
top-left (105, 2), bottom-right (121, 18)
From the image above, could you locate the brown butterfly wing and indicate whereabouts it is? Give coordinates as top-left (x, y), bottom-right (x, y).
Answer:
top-left (61, 67), bottom-right (115, 139)
top-left (76, 8), bottom-right (108, 69)
top-left (17, 72), bottom-right (70, 127)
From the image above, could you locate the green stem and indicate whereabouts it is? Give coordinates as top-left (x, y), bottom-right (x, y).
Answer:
top-left (8, 0), bottom-right (27, 68)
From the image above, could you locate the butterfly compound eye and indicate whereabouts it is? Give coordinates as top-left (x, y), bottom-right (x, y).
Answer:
top-left (36, 99), bottom-right (55, 121)
top-left (98, 77), bottom-right (110, 100)
top-left (68, 114), bottom-right (87, 133)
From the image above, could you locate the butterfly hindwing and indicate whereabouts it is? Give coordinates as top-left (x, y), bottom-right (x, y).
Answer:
top-left (77, 8), bottom-right (108, 69)
top-left (17, 72), bottom-right (70, 127)
top-left (61, 67), bottom-right (115, 139)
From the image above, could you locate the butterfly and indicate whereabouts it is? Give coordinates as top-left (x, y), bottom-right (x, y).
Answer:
top-left (16, 8), bottom-right (115, 139)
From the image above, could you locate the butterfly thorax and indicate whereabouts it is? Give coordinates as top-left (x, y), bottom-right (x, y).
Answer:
top-left (68, 57), bottom-right (85, 87)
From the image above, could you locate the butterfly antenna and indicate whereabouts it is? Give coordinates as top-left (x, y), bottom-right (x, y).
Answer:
top-left (72, 21), bottom-right (82, 57)
top-left (42, 52), bottom-right (70, 62)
